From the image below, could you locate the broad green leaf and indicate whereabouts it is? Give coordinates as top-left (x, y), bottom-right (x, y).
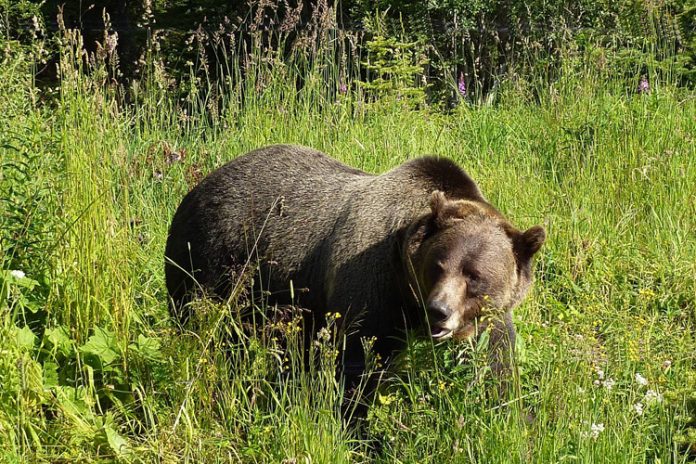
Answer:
top-left (43, 326), bottom-right (73, 356)
top-left (104, 423), bottom-right (130, 457)
top-left (54, 386), bottom-right (91, 418)
top-left (79, 327), bottom-right (120, 365)
top-left (15, 325), bottom-right (37, 350)
top-left (11, 273), bottom-right (38, 290)
top-left (43, 361), bottom-right (59, 388)
top-left (129, 333), bottom-right (163, 361)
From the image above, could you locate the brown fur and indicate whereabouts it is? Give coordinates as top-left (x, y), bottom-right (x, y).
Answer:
top-left (164, 144), bottom-right (545, 378)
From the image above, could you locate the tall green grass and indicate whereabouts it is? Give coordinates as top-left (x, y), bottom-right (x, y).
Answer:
top-left (1, 15), bottom-right (695, 463)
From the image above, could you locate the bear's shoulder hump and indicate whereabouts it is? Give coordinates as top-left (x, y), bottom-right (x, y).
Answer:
top-left (398, 156), bottom-right (485, 202)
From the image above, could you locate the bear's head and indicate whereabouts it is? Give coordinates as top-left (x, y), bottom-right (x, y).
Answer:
top-left (403, 191), bottom-right (545, 341)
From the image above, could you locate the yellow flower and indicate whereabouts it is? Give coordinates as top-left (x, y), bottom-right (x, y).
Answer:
top-left (638, 288), bottom-right (656, 299)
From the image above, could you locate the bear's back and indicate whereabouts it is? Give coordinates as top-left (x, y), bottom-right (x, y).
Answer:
top-left (165, 144), bottom-right (488, 318)
top-left (165, 145), bottom-right (371, 311)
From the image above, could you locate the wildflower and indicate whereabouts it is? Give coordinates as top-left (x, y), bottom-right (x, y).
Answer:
top-left (317, 327), bottom-right (331, 343)
top-left (603, 377), bottom-right (616, 391)
top-left (633, 402), bottom-right (644, 416)
top-left (635, 373), bottom-right (648, 387)
top-left (590, 423), bottom-right (605, 440)
top-left (638, 288), bottom-right (656, 299)
top-left (10, 270), bottom-right (26, 279)
top-left (637, 76), bottom-right (650, 94)
top-left (593, 371), bottom-right (615, 390)
top-left (457, 73), bottom-right (466, 97)
top-left (644, 389), bottom-right (663, 404)
top-left (339, 82), bottom-right (347, 94)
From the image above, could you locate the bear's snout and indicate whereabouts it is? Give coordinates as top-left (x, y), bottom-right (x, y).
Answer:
top-left (427, 300), bottom-right (450, 325)
top-left (427, 298), bottom-right (463, 340)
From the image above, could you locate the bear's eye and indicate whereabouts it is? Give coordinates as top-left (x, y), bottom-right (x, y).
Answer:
top-left (428, 260), bottom-right (446, 279)
top-left (464, 271), bottom-right (483, 295)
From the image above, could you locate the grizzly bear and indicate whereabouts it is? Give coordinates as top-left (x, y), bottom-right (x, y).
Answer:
top-left (164, 144), bottom-right (545, 380)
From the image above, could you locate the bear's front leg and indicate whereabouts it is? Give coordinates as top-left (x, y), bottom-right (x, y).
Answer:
top-left (486, 310), bottom-right (517, 391)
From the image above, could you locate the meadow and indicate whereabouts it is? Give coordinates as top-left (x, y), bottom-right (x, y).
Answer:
top-left (1, 19), bottom-right (695, 463)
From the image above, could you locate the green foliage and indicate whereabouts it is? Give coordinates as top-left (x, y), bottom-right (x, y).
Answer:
top-left (0, 269), bottom-right (165, 460)
top-left (677, 0), bottom-right (696, 83)
top-left (3, 0), bottom-right (695, 105)
top-left (351, 0), bottom-right (696, 99)
top-left (359, 34), bottom-right (428, 107)
top-left (667, 372), bottom-right (696, 455)
top-left (0, 0), bottom-right (43, 42)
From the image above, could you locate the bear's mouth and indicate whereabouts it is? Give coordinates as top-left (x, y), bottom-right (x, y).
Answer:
top-left (431, 326), bottom-right (453, 340)
top-left (431, 318), bottom-right (481, 342)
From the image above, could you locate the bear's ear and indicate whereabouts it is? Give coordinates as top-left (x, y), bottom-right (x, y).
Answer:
top-left (430, 190), bottom-right (485, 228)
top-left (429, 190), bottom-right (447, 216)
top-left (512, 225), bottom-right (546, 262)
top-left (429, 190), bottom-right (449, 228)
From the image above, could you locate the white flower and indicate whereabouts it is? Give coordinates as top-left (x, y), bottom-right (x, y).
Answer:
top-left (644, 389), bottom-right (663, 404)
top-left (592, 374), bottom-right (615, 390)
top-left (662, 360), bottom-right (671, 370)
top-left (590, 423), bottom-right (605, 440)
top-left (633, 402), bottom-right (644, 416)
top-left (316, 327), bottom-right (331, 343)
top-left (10, 270), bottom-right (26, 279)
top-left (635, 373), bottom-right (648, 386)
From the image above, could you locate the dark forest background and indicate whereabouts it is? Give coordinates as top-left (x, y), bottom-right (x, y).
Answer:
top-left (2, 0), bottom-right (695, 103)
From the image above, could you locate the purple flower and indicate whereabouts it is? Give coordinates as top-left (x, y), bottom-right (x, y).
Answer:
top-left (339, 82), bottom-right (347, 94)
top-left (458, 73), bottom-right (467, 97)
top-left (638, 76), bottom-right (650, 94)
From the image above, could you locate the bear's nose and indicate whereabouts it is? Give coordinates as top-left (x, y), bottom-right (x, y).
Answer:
top-left (427, 300), bottom-right (450, 324)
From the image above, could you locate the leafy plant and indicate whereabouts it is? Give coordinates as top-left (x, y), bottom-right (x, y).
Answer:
top-left (359, 34), bottom-right (429, 107)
